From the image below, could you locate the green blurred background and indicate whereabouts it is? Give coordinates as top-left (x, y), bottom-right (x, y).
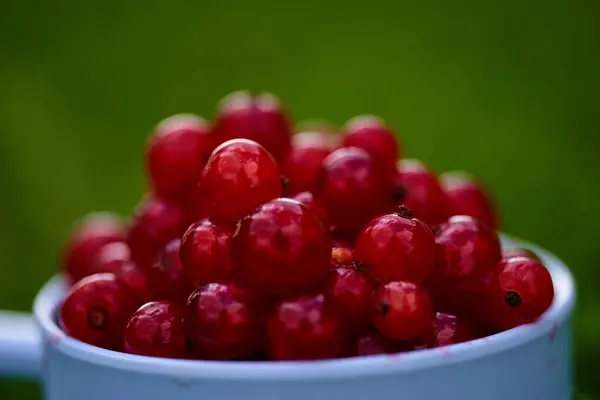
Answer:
top-left (1, 0), bottom-right (598, 398)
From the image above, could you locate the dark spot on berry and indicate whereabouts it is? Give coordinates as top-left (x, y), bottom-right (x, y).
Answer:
top-left (87, 307), bottom-right (108, 330)
top-left (395, 205), bottom-right (413, 219)
top-left (378, 301), bottom-right (390, 316)
top-left (391, 184), bottom-right (407, 203)
top-left (505, 290), bottom-right (522, 307)
top-left (281, 175), bottom-right (290, 194)
top-left (185, 339), bottom-right (195, 355)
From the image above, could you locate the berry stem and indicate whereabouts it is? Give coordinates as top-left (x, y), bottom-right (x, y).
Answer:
top-left (352, 261), bottom-right (367, 272)
top-left (396, 206), bottom-right (413, 219)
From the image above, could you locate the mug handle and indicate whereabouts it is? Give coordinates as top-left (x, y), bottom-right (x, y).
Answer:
top-left (0, 310), bottom-right (42, 378)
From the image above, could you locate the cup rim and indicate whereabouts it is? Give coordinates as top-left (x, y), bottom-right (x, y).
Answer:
top-left (35, 234), bottom-right (575, 381)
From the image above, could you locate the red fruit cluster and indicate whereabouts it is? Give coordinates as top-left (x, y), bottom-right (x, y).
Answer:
top-left (59, 91), bottom-right (555, 361)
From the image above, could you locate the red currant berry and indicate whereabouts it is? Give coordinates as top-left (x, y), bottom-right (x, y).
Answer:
top-left (355, 207), bottom-right (436, 283)
top-left (232, 198), bottom-right (331, 297)
top-left (267, 294), bottom-right (344, 360)
top-left (147, 239), bottom-right (193, 304)
top-left (392, 160), bottom-right (450, 226)
top-left (432, 312), bottom-right (481, 347)
top-left (315, 147), bottom-right (392, 236)
top-left (212, 91), bottom-right (292, 164)
top-left (503, 248), bottom-right (541, 262)
top-left (330, 243), bottom-right (354, 269)
top-left (325, 268), bottom-right (374, 333)
top-left (477, 257), bottom-right (554, 331)
top-left (184, 282), bottom-right (263, 360)
top-left (290, 191), bottom-right (330, 228)
top-left (146, 114), bottom-right (213, 201)
top-left (350, 332), bottom-right (409, 357)
top-left (87, 242), bottom-right (131, 277)
top-left (115, 261), bottom-right (153, 305)
top-left (126, 197), bottom-right (186, 268)
top-left (124, 301), bottom-right (186, 358)
top-left (371, 281), bottom-right (434, 341)
top-left (62, 212), bottom-right (126, 283)
top-left (425, 215), bottom-right (502, 313)
top-left (180, 218), bottom-right (233, 287)
top-left (283, 131), bottom-right (336, 195)
top-left (341, 115), bottom-right (399, 173)
top-left (440, 171), bottom-right (499, 230)
top-left (192, 139), bottom-right (282, 223)
top-left (60, 273), bottom-right (138, 350)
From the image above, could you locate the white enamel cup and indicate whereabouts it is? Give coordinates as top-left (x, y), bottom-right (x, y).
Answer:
top-left (0, 235), bottom-right (576, 400)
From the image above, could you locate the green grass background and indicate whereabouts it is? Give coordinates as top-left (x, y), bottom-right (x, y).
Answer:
top-left (1, 0), bottom-right (599, 398)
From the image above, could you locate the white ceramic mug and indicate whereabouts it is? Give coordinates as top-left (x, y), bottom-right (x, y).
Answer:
top-left (0, 236), bottom-right (576, 400)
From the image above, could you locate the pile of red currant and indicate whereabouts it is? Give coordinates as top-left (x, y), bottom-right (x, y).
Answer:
top-left (59, 91), bottom-right (555, 361)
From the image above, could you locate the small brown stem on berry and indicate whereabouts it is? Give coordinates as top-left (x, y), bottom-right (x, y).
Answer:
top-left (391, 184), bottom-right (407, 203)
top-left (377, 301), bottom-right (390, 316)
top-left (352, 261), bottom-right (367, 272)
top-left (505, 290), bottom-right (522, 307)
top-left (87, 307), bottom-right (108, 330)
top-left (396, 205), bottom-right (413, 219)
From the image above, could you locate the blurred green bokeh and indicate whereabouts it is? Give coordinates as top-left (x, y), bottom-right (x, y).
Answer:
top-left (1, 0), bottom-right (599, 398)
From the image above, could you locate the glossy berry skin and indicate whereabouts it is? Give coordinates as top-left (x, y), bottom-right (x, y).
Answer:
top-left (355, 209), bottom-right (436, 283)
top-left (60, 273), bottom-right (139, 350)
top-left (440, 171), bottom-right (499, 230)
top-left (392, 160), bottom-right (450, 226)
top-left (87, 242), bottom-right (131, 277)
top-left (124, 301), bottom-right (187, 358)
top-left (180, 218), bottom-right (233, 287)
top-left (425, 215), bottom-right (502, 314)
top-left (115, 262), bottom-right (153, 305)
top-left (477, 257), bottom-right (554, 331)
top-left (325, 268), bottom-right (374, 333)
top-left (341, 115), bottom-right (399, 173)
top-left (62, 212), bottom-right (126, 283)
top-left (503, 248), bottom-right (541, 262)
top-left (146, 114), bottom-right (214, 201)
top-left (290, 191), bottom-right (330, 228)
top-left (147, 239), bottom-right (193, 304)
top-left (184, 282), bottom-right (263, 360)
top-left (127, 197), bottom-right (186, 269)
top-left (370, 281), bottom-right (434, 341)
top-left (315, 147), bottom-right (392, 236)
top-left (232, 198), bottom-right (331, 297)
top-left (350, 332), bottom-right (409, 357)
top-left (212, 91), bottom-right (292, 164)
top-left (283, 131), bottom-right (337, 195)
top-left (431, 312), bottom-right (481, 347)
top-left (192, 139), bottom-right (282, 223)
top-left (267, 294), bottom-right (344, 360)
